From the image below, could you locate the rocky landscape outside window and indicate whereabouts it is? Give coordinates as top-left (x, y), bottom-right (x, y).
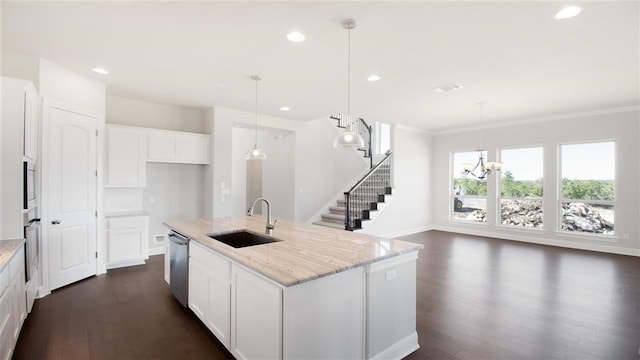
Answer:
top-left (452, 151), bottom-right (487, 223)
top-left (560, 142), bottom-right (615, 235)
top-left (499, 147), bottom-right (544, 228)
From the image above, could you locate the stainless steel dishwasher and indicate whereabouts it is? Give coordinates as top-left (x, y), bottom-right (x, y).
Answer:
top-left (169, 231), bottom-right (189, 307)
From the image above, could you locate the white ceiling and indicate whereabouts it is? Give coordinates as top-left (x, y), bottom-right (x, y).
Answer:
top-left (2, 1), bottom-right (638, 132)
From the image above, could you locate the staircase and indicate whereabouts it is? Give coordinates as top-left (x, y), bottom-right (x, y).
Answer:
top-left (314, 152), bottom-right (393, 231)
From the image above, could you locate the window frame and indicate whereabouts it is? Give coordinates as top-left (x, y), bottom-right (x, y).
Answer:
top-left (497, 145), bottom-right (545, 230)
top-left (450, 150), bottom-right (489, 224)
top-left (557, 140), bottom-right (616, 237)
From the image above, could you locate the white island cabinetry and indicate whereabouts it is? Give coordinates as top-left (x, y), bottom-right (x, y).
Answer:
top-left (167, 217), bottom-right (422, 360)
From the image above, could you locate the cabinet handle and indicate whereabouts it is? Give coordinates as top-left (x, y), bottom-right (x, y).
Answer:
top-left (51, 219), bottom-right (61, 225)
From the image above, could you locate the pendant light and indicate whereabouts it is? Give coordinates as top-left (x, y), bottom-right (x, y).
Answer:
top-left (246, 75), bottom-right (267, 160)
top-left (333, 18), bottom-right (365, 148)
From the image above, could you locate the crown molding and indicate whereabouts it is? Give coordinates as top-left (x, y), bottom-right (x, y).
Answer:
top-left (431, 105), bottom-right (640, 135)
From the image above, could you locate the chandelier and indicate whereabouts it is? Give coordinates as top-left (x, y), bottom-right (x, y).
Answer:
top-left (461, 103), bottom-right (502, 179)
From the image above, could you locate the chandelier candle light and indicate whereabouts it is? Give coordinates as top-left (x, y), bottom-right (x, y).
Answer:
top-left (461, 102), bottom-right (503, 180)
top-left (333, 18), bottom-right (365, 148)
top-left (246, 75), bottom-right (267, 160)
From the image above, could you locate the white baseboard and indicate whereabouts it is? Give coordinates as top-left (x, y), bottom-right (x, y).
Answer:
top-left (379, 225), bottom-right (435, 239)
top-left (369, 332), bottom-right (419, 360)
top-left (432, 225), bottom-right (640, 257)
top-left (106, 259), bottom-right (145, 270)
top-left (148, 246), bottom-right (165, 256)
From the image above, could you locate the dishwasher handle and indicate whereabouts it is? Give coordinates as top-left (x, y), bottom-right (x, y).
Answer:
top-left (169, 232), bottom-right (189, 246)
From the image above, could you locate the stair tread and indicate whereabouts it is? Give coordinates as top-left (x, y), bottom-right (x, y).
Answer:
top-left (313, 221), bottom-right (345, 230)
top-left (321, 213), bottom-right (344, 220)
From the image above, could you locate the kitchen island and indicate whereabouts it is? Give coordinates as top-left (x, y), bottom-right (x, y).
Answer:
top-left (164, 217), bottom-right (423, 360)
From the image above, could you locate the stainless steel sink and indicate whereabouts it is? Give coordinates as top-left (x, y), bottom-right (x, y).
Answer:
top-left (206, 230), bottom-right (280, 248)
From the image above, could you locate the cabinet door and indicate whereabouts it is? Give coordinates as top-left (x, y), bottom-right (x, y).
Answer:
top-left (0, 282), bottom-right (15, 360)
top-left (107, 228), bottom-right (144, 263)
top-left (188, 258), bottom-right (209, 322)
top-left (23, 85), bottom-right (39, 161)
top-left (106, 126), bottom-right (146, 187)
top-left (231, 265), bottom-right (282, 360)
top-left (207, 272), bottom-right (230, 348)
top-left (10, 268), bottom-right (26, 343)
top-left (177, 133), bottom-right (210, 164)
top-left (148, 130), bottom-right (178, 162)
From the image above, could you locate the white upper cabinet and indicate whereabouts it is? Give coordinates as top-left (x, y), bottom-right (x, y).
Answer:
top-left (106, 125), bottom-right (147, 188)
top-left (148, 129), bottom-right (210, 164)
top-left (23, 85), bottom-right (40, 162)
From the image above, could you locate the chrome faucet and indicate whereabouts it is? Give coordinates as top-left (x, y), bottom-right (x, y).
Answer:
top-left (247, 197), bottom-right (277, 235)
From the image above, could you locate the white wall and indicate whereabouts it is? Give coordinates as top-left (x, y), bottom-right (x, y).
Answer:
top-left (106, 95), bottom-right (207, 133)
top-left (430, 108), bottom-right (640, 256)
top-left (143, 163), bottom-right (203, 247)
top-left (231, 127), bottom-right (255, 217)
top-left (231, 127), bottom-right (296, 220)
top-left (39, 58), bottom-right (105, 114)
top-left (261, 130), bottom-right (296, 220)
top-left (361, 125), bottom-right (432, 237)
top-left (0, 50), bottom-right (40, 87)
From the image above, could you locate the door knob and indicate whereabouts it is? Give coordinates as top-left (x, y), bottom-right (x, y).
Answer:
top-left (51, 219), bottom-right (61, 225)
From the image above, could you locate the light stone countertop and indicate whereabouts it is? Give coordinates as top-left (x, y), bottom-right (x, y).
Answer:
top-left (105, 210), bottom-right (149, 218)
top-left (0, 239), bottom-right (25, 272)
top-left (163, 217), bottom-right (423, 287)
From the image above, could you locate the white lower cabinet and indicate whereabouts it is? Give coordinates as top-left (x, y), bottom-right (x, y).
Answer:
top-left (0, 245), bottom-right (27, 360)
top-left (189, 241), bottom-right (231, 348)
top-left (105, 216), bottom-right (149, 269)
top-left (231, 265), bottom-right (282, 360)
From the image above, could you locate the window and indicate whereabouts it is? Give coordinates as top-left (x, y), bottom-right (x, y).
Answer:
top-left (499, 147), bottom-right (544, 228)
top-left (452, 151), bottom-right (487, 223)
top-left (560, 142), bottom-right (615, 235)
top-left (374, 122), bottom-right (391, 155)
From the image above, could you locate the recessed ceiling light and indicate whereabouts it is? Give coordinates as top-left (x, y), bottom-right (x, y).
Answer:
top-left (286, 31), bottom-right (305, 42)
top-left (91, 68), bottom-right (109, 75)
top-left (367, 74), bottom-right (381, 82)
top-left (554, 6), bottom-right (582, 20)
top-left (432, 83), bottom-right (463, 93)
top-left (280, 106), bottom-right (290, 112)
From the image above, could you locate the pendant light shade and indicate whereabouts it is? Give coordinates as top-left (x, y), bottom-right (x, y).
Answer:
top-left (333, 116), bottom-right (365, 148)
top-left (334, 18), bottom-right (365, 149)
top-left (246, 75), bottom-right (267, 161)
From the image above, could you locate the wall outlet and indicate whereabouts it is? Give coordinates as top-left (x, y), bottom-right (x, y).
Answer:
top-left (149, 196), bottom-right (155, 204)
top-left (623, 233), bottom-right (630, 240)
top-left (153, 234), bottom-right (166, 244)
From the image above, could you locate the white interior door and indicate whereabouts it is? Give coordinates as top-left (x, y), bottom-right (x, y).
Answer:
top-left (47, 105), bottom-right (97, 291)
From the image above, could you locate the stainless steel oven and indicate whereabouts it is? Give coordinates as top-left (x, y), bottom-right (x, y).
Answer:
top-left (24, 209), bottom-right (40, 283)
top-left (23, 161), bottom-right (36, 210)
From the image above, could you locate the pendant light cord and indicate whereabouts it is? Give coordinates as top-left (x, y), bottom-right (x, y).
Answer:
top-left (347, 26), bottom-right (351, 121)
top-left (254, 78), bottom-right (258, 146)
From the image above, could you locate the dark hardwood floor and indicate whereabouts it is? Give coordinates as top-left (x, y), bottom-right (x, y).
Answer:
top-left (13, 231), bottom-right (640, 359)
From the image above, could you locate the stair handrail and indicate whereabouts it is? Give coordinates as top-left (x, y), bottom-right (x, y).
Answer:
top-left (343, 151), bottom-right (393, 230)
top-left (330, 114), bottom-right (373, 168)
